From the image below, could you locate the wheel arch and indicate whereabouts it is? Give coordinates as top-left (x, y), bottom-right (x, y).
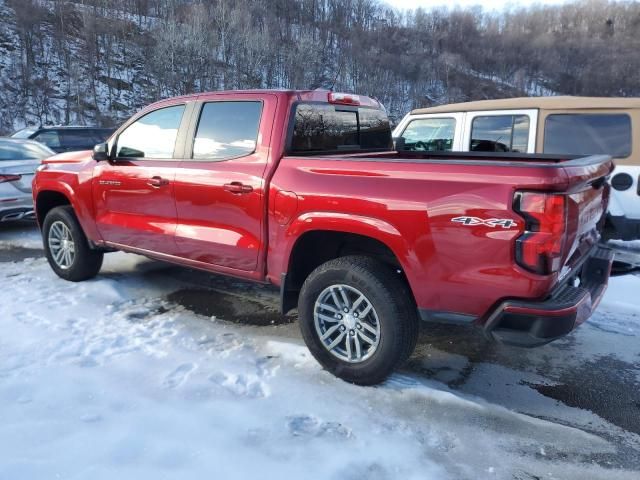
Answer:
top-left (35, 189), bottom-right (73, 227)
top-left (278, 213), bottom-right (416, 314)
top-left (34, 179), bottom-right (101, 245)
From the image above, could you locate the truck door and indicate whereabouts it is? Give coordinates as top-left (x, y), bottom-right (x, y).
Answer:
top-left (92, 103), bottom-right (191, 255)
top-left (172, 93), bottom-right (277, 272)
top-left (461, 109), bottom-right (538, 153)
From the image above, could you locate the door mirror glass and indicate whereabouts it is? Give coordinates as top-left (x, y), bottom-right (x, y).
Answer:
top-left (92, 142), bottom-right (109, 161)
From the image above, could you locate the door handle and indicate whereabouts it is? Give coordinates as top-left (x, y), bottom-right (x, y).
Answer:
top-left (147, 176), bottom-right (169, 188)
top-left (223, 182), bottom-right (253, 194)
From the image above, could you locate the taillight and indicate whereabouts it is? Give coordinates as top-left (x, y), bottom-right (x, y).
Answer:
top-left (328, 92), bottom-right (360, 106)
top-left (0, 174), bottom-right (22, 183)
top-left (514, 191), bottom-right (567, 275)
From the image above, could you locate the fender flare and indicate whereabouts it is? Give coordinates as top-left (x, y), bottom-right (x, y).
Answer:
top-left (34, 180), bottom-right (101, 242)
top-left (275, 211), bottom-right (417, 314)
top-left (280, 211), bottom-right (413, 276)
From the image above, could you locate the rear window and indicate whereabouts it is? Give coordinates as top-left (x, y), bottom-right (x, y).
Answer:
top-left (290, 104), bottom-right (391, 153)
top-left (543, 114), bottom-right (631, 158)
top-left (11, 128), bottom-right (36, 139)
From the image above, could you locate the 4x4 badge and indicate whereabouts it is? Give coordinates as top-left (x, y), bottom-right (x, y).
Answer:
top-left (451, 216), bottom-right (517, 229)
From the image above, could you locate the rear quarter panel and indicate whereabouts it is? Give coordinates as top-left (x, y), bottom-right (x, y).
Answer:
top-left (269, 157), bottom-right (568, 320)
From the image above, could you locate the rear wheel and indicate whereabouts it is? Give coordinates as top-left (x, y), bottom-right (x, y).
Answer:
top-left (298, 256), bottom-right (418, 385)
top-left (43, 206), bottom-right (103, 281)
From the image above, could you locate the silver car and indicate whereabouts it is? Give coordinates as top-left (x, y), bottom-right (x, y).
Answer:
top-left (0, 138), bottom-right (54, 222)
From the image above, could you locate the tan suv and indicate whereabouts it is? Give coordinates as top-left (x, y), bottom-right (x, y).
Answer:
top-left (392, 97), bottom-right (640, 241)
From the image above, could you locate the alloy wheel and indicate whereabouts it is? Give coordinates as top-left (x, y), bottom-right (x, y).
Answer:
top-left (48, 220), bottom-right (76, 270)
top-left (313, 284), bottom-right (381, 363)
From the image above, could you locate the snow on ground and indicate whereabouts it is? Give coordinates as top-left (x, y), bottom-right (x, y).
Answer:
top-left (1, 228), bottom-right (639, 479)
top-left (609, 240), bottom-right (640, 251)
top-left (0, 221), bottom-right (42, 249)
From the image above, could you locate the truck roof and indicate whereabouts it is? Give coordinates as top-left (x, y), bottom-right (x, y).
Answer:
top-left (410, 96), bottom-right (640, 115)
top-left (147, 89), bottom-right (382, 109)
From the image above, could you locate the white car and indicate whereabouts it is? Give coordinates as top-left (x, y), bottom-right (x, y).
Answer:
top-left (392, 96), bottom-right (640, 241)
top-left (0, 138), bottom-right (54, 222)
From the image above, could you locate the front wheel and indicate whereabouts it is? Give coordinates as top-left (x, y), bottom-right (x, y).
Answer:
top-left (43, 206), bottom-right (103, 282)
top-left (298, 256), bottom-right (418, 385)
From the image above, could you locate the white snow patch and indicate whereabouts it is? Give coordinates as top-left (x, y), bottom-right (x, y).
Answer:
top-left (608, 239), bottom-right (640, 251)
top-left (0, 223), bottom-right (42, 249)
top-left (0, 242), bottom-right (638, 478)
top-left (597, 274), bottom-right (640, 324)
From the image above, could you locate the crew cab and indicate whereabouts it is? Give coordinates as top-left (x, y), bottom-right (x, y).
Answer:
top-left (33, 89), bottom-right (614, 385)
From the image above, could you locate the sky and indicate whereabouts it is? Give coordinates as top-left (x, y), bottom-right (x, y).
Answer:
top-left (385, 0), bottom-right (571, 11)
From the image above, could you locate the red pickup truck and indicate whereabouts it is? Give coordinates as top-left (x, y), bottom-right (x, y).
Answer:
top-left (33, 89), bottom-right (614, 385)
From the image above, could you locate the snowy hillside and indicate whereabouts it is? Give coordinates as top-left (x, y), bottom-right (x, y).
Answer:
top-left (2, 0), bottom-right (640, 133)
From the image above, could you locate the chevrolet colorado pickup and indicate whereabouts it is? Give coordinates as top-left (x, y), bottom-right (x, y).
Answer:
top-left (33, 89), bottom-right (614, 385)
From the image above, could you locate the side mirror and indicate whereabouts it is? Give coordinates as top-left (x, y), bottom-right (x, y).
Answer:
top-left (393, 136), bottom-right (406, 151)
top-left (92, 142), bottom-right (109, 161)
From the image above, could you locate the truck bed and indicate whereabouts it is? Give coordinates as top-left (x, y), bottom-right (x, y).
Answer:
top-left (272, 151), bottom-right (613, 321)
top-left (339, 150), bottom-right (609, 167)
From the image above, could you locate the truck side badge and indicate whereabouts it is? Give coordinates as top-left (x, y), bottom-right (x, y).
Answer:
top-left (451, 216), bottom-right (517, 228)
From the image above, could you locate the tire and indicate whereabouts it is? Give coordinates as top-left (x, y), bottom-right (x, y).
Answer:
top-left (298, 255), bottom-right (419, 386)
top-left (42, 206), bottom-right (103, 282)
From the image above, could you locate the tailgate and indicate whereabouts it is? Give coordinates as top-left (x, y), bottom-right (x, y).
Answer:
top-left (558, 155), bottom-right (613, 279)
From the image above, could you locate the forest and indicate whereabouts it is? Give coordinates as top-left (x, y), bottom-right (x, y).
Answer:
top-left (0, 0), bottom-right (638, 133)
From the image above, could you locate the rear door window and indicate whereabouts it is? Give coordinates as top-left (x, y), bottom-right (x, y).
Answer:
top-left (33, 130), bottom-right (61, 150)
top-left (60, 130), bottom-right (98, 150)
top-left (401, 118), bottom-right (456, 151)
top-left (192, 101), bottom-right (262, 160)
top-left (543, 114), bottom-right (631, 158)
top-left (470, 115), bottom-right (530, 152)
top-left (290, 104), bottom-right (391, 153)
top-left (90, 129), bottom-right (113, 143)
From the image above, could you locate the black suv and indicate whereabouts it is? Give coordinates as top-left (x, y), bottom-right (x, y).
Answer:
top-left (10, 126), bottom-right (114, 153)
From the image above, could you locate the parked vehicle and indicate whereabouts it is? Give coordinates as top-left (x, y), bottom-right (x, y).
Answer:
top-left (0, 138), bottom-right (54, 222)
top-left (33, 89), bottom-right (614, 385)
top-left (392, 96), bottom-right (640, 241)
top-left (11, 126), bottom-right (114, 154)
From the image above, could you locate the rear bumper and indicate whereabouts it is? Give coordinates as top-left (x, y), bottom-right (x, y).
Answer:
top-left (0, 206), bottom-right (35, 222)
top-left (483, 246), bottom-right (614, 347)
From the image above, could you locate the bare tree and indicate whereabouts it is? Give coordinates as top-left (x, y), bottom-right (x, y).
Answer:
top-left (1, 0), bottom-right (639, 134)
